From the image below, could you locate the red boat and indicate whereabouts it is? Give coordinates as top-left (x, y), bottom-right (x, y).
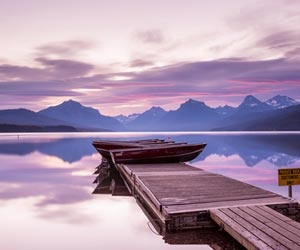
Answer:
top-left (92, 139), bottom-right (206, 164)
top-left (92, 139), bottom-right (163, 158)
top-left (92, 139), bottom-right (183, 158)
top-left (92, 139), bottom-right (170, 149)
top-left (109, 143), bottom-right (206, 164)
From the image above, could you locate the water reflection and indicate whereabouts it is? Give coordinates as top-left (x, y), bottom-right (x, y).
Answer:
top-left (1, 133), bottom-right (300, 167)
top-left (92, 159), bottom-right (130, 196)
top-left (1, 133), bottom-right (300, 202)
top-left (0, 137), bottom-right (95, 162)
top-left (0, 132), bottom-right (299, 249)
top-left (168, 133), bottom-right (300, 167)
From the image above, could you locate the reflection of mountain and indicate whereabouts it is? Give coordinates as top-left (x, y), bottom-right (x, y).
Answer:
top-left (168, 134), bottom-right (300, 167)
top-left (0, 137), bottom-right (95, 163)
top-left (0, 133), bottom-right (299, 167)
top-left (0, 142), bottom-right (37, 155)
top-left (37, 138), bottom-right (95, 162)
top-left (267, 153), bottom-right (299, 166)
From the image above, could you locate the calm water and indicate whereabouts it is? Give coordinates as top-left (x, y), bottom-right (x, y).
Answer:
top-left (1, 132), bottom-right (300, 250)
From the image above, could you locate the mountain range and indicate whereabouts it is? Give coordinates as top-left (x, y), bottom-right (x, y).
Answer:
top-left (0, 95), bottom-right (299, 132)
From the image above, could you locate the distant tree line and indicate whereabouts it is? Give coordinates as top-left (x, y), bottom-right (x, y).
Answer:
top-left (0, 124), bottom-right (78, 132)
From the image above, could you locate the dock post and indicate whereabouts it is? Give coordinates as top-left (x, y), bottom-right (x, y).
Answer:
top-left (288, 185), bottom-right (293, 198)
top-left (133, 174), bottom-right (136, 195)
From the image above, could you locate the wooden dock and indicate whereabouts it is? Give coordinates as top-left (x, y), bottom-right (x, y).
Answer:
top-left (113, 162), bottom-right (300, 249)
top-left (211, 206), bottom-right (300, 250)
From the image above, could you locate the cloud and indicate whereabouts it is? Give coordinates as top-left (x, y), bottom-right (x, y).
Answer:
top-left (36, 57), bottom-right (94, 78)
top-left (134, 29), bottom-right (165, 44)
top-left (2, 58), bottom-right (300, 89)
top-left (255, 30), bottom-right (300, 59)
top-left (222, 0), bottom-right (300, 61)
top-left (256, 30), bottom-right (299, 50)
top-left (285, 47), bottom-right (300, 60)
top-left (0, 79), bottom-right (86, 112)
top-left (125, 59), bottom-right (284, 83)
top-left (0, 64), bottom-right (47, 81)
top-left (98, 58), bottom-right (300, 102)
top-left (128, 59), bottom-right (154, 68)
top-left (0, 58), bottom-right (94, 81)
top-left (35, 40), bottom-right (96, 57)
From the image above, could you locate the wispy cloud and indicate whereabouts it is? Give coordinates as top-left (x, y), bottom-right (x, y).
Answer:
top-left (134, 29), bottom-right (165, 44)
top-left (0, 64), bottom-right (46, 81)
top-left (128, 59), bottom-right (155, 68)
top-left (36, 57), bottom-right (94, 78)
top-left (0, 58), bottom-right (94, 81)
top-left (35, 40), bottom-right (96, 58)
top-left (257, 30), bottom-right (299, 50)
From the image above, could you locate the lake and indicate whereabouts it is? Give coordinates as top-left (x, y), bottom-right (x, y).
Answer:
top-left (1, 132), bottom-right (299, 250)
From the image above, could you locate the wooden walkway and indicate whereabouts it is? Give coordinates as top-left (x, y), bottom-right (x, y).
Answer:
top-left (114, 162), bottom-right (300, 249)
top-left (211, 205), bottom-right (300, 250)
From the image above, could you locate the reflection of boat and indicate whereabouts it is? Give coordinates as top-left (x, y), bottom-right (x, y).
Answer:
top-left (92, 159), bottom-right (130, 196)
top-left (92, 139), bottom-right (206, 164)
top-left (110, 143), bottom-right (207, 164)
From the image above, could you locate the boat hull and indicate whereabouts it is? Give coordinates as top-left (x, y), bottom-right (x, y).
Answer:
top-left (110, 144), bottom-right (206, 164)
top-left (92, 139), bottom-right (207, 164)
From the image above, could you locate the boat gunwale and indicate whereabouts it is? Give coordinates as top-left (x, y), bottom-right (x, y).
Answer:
top-left (111, 148), bottom-right (204, 164)
top-left (108, 143), bottom-right (207, 153)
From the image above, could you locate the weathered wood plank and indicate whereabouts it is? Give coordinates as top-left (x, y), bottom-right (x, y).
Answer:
top-left (257, 206), bottom-right (300, 230)
top-left (250, 206), bottom-right (300, 237)
top-left (139, 175), bottom-right (275, 190)
top-left (228, 207), bottom-right (300, 250)
top-left (159, 194), bottom-right (279, 206)
top-left (134, 175), bottom-right (162, 210)
top-left (164, 197), bottom-right (290, 214)
top-left (123, 163), bottom-right (200, 172)
top-left (121, 164), bottom-right (134, 176)
top-left (219, 207), bottom-right (289, 250)
top-left (136, 171), bottom-right (203, 177)
top-left (132, 168), bottom-right (285, 210)
top-left (210, 208), bottom-right (274, 250)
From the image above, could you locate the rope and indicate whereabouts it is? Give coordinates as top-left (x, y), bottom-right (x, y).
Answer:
top-left (147, 221), bottom-right (160, 236)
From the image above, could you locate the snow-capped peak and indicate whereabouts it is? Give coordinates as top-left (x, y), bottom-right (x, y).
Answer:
top-left (265, 95), bottom-right (300, 109)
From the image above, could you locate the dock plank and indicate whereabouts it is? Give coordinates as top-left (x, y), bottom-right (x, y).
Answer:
top-left (164, 197), bottom-right (291, 214)
top-left (256, 205), bottom-right (300, 230)
top-left (211, 207), bottom-right (290, 250)
top-left (123, 163), bottom-right (200, 173)
top-left (229, 207), bottom-right (300, 250)
top-left (135, 170), bottom-right (287, 209)
top-left (119, 163), bottom-right (293, 215)
top-left (210, 208), bottom-right (274, 250)
top-left (247, 206), bottom-right (300, 241)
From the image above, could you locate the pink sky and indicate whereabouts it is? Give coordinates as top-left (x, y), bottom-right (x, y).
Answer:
top-left (1, 0), bottom-right (300, 115)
